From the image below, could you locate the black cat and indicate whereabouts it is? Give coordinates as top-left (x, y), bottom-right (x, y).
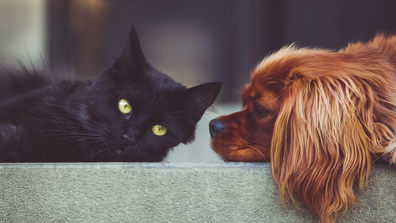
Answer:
top-left (0, 23), bottom-right (221, 162)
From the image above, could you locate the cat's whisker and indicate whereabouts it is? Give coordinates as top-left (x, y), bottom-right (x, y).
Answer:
top-left (90, 148), bottom-right (107, 159)
top-left (39, 102), bottom-right (108, 129)
top-left (47, 135), bottom-right (103, 142)
top-left (28, 110), bottom-right (116, 142)
top-left (139, 150), bottom-right (156, 162)
top-left (44, 129), bottom-right (101, 137)
top-left (44, 135), bottom-right (103, 144)
top-left (167, 110), bottom-right (205, 116)
top-left (172, 116), bottom-right (195, 123)
top-left (166, 122), bottom-right (184, 141)
top-left (110, 39), bottom-right (126, 48)
top-left (41, 129), bottom-right (103, 139)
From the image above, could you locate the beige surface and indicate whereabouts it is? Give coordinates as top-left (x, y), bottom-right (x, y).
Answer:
top-left (0, 163), bottom-right (395, 223)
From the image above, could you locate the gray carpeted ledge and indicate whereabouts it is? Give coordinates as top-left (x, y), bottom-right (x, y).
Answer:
top-left (0, 163), bottom-right (395, 223)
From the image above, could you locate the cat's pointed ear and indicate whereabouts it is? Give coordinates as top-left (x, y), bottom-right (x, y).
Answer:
top-left (183, 82), bottom-right (222, 123)
top-left (112, 23), bottom-right (147, 72)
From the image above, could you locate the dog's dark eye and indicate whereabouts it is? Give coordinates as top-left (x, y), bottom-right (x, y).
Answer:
top-left (254, 106), bottom-right (269, 118)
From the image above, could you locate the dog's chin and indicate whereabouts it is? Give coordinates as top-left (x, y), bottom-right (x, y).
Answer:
top-left (225, 148), bottom-right (269, 162)
top-left (211, 140), bottom-right (269, 162)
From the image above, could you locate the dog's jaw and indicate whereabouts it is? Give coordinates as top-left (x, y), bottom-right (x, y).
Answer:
top-left (209, 111), bottom-right (272, 162)
top-left (211, 141), bottom-right (271, 162)
top-left (209, 92), bottom-right (275, 162)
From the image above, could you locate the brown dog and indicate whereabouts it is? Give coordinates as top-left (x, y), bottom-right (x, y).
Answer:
top-left (210, 34), bottom-right (396, 223)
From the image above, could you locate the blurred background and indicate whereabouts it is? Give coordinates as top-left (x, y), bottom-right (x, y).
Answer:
top-left (1, 0), bottom-right (396, 162)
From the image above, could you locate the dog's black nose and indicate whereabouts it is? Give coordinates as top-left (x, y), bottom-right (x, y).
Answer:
top-left (209, 119), bottom-right (225, 138)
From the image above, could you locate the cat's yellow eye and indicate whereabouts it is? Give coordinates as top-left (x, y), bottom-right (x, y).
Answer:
top-left (118, 99), bottom-right (132, 114)
top-left (152, 125), bottom-right (167, 136)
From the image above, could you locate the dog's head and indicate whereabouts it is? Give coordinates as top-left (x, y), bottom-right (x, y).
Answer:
top-left (210, 41), bottom-right (396, 222)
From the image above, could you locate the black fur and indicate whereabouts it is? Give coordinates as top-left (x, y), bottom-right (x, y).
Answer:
top-left (0, 23), bottom-right (221, 162)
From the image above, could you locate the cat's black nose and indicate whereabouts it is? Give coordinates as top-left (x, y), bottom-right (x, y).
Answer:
top-left (209, 119), bottom-right (225, 138)
top-left (122, 134), bottom-right (136, 146)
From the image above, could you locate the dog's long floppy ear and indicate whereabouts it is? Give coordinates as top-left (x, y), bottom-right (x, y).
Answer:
top-left (270, 65), bottom-right (396, 223)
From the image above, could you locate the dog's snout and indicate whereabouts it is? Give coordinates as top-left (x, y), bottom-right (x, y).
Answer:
top-left (209, 119), bottom-right (225, 138)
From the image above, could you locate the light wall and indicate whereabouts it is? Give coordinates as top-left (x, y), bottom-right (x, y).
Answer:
top-left (0, 0), bottom-right (46, 69)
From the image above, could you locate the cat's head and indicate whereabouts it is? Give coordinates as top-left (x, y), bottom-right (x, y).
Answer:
top-left (83, 23), bottom-right (221, 162)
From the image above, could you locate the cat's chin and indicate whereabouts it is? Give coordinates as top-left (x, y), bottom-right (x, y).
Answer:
top-left (115, 147), bottom-right (133, 155)
top-left (111, 147), bottom-right (130, 156)
top-left (108, 146), bottom-right (161, 162)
